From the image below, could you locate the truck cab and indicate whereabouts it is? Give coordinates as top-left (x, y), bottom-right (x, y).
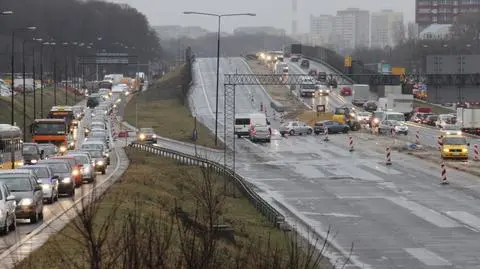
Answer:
top-left (440, 134), bottom-right (469, 160)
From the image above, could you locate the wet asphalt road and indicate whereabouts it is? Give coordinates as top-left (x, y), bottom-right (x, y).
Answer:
top-left (188, 57), bottom-right (480, 269)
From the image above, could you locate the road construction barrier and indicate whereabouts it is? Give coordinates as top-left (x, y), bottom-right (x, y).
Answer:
top-left (128, 142), bottom-right (285, 228)
top-left (441, 162), bottom-right (449, 185)
top-left (416, 130), bottom-right (420, 145)
top-left (260, 102), bottom-right (263, 112)
top-left (323, 127), bottom-right (329, 141)
top-left (386, 147), bottom-right (392, 165)
top-left (437, 137), bottom-right (442, 151)
top-left (348, 136), bottom-right (354, 152)
top-left (391, 128), bottom-right (396, 137)
top-left (475, 144), bottom-right (479, 161)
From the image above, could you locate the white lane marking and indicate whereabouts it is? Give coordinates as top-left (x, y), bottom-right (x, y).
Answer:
top-left (300, 212), bottom-right (361, 218)
top-left (386, 197), bottom-right (461, 228)
top-left (445, 211), bottom-right (480, 231)
top-left (336, 196), bottom-right (388, 199)
top-left (195, 62), bottom-right (215, 117)
top-left (404, 248), bottom-right (452, 266)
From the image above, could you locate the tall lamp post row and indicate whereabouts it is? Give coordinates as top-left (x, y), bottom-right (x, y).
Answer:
top-left (183, 11), bottom-right (256, 146)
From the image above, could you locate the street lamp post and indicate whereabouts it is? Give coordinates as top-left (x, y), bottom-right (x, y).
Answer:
top-left (183, 11), bottom-right (256, 146)
top-left (10, 26), bottom-right (36, 127)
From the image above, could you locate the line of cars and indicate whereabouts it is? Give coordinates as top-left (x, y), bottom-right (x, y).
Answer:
top-left (0, 99), bottom-right (114, 235)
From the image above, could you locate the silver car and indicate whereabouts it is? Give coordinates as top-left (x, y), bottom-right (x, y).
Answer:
top-left (379, 120), bottom-right (408, 135)
top-left (66, 152), bottom-right (96, 183)
top-left (0, 182), bottom-right (16, 235)
top-left (18, 165), bottom-right (59, 204)
top-left (279, 121), bottom-right (313, 136)
top-left (249, 124), bottom-right (271, 142)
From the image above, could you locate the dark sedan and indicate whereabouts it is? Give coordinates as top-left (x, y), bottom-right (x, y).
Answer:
top-left (314, 120), bottom-right (349, 134)
top-left (363, 101), bottom-right (377, 112)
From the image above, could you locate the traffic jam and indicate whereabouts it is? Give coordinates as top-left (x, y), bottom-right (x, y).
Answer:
top-left (239, 51), bottom-right (476, 163)
top-left (0, 77), bottom-right (134, 235)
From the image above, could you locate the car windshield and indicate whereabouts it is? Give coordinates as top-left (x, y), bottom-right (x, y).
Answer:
top-left (387, 114), bottom-right (405, 121)
top-left (33, 123), bottom-right (66, 135)
top-left (69, 155), bottom-right (89, 164)
top-left (43, 163), bottom-right (69, 173)
top-left (443, 125), bottom-right (460, 130)
top-left (444, 137), bottom-right (467, 145)
top-left (38, 145), bottom-right (57, 155)
top-left (85, 150), bottom-right (103, 158)
top-left (358, 112), bottom-right (371, 117)
top-left (81, 144), bottom-right (103, 150)
top-left (20, 167), bottom-right (48, 178)
top-left (90, 132), bottom-right (106, 137)
top-left (0, 176), bottom-right (32, 192)
top-left (140, 128), bottom-right (154, 133)
top-left (22, 145), bottom-right (38, 154)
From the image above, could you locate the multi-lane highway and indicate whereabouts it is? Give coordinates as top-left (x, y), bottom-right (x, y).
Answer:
top-left (0, 94), bottom-right (129, 268)
top-left (189, 56), bottom-right (480, 269)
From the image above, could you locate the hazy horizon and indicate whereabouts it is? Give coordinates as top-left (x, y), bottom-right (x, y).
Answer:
top-left (107, 0), bottom-right (415, 33)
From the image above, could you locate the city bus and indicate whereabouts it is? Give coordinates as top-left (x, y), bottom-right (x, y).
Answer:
top-left (0, 124), bottom-right (24, 169)
top-left (31, 119), bottom-right (69, 154)
top-left (48, 106), bottom-right (76, 131)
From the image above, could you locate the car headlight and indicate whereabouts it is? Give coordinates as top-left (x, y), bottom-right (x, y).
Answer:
top-left (85, 129), bottom-right (90, 133)
top-left (443, 148), bottom-right (449, 153)
top-left (59, 146), bottom-right (67, 152)
top-left (152, 134), bottom-right (157, 138)
top-left (83, 166), bottom-right (90, 173)
top-left (42, 184), bottom-right (50, 190)
top-left (113, 104), bottom-right (117, 108)
top-left (96, 160), bottom-right (104, 166)
top-left (31, 159), bottom-right (37, 164)
top-left (69, 142), bottom-right (75, 147)
top-left (62, 177), bottom-right (72, 183)
top-left (18, 161), bottom-right (24, 166)
top-left (19, 198), bottom-right (33, 206)
top-left (72, 169), bottom-right (80, 176)
top-left (462, 148), bottom-right (468, 153)
top-left (139, 134), bottom-right (145, 140)
top-left (373, 119), bottom-right (379, 124)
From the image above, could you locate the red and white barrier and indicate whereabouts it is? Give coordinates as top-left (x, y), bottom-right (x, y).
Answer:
top-left (323, 127), bottom-right (329, 141)
top-left (348, 136), bottom-right (354, 152)
top-left (441, 162), bottom-right (448, 185)
top-left (475, 144), bottom-right (479, 161)
top-left (386, 147), bottom-right (392, 165)
top-left (415, 130), bottom-right (420, 145)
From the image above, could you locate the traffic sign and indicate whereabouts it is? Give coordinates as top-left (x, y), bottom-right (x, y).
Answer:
top-left (344, 56), bottom-right (352, 67)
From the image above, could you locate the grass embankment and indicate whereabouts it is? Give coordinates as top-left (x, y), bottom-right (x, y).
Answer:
top-left (16, 149), bottom-right (331, 269)
top-left (0, 89), bottom-right (82, 140)
top-left (413, 99), bottom-right (454, 114)
top-left (124, 65), bottom-right (220, 149)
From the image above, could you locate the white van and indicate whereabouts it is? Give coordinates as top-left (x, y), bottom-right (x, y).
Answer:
top-left (384, 112), bottom-right (406, 122)
top-left (235, 113), bottom-right (267, 138)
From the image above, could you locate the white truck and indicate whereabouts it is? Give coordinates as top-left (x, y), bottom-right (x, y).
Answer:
top-left (300, 82), bottom-right (316, 97)
top-left (457, 107), bottom-right (480, 135)
top-left (377, 86), bottom-right (413, 116)
top-left (351, 84), bottom-right (371, 106)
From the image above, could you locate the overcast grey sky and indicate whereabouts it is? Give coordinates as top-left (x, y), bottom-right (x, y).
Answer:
top-left (108, 0), bottom-right (415, 33)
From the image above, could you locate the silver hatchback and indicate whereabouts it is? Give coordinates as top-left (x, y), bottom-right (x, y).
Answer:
top-left (249, 124), bottom-right (271, 143)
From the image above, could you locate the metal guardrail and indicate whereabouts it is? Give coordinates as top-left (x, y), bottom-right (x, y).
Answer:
top-left (128, 142), bottom-right (286, 228)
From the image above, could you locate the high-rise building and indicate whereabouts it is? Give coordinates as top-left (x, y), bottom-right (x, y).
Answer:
top-left (416, 0), bottom-right (480, 31)
top-left (309, 15), bottom-right (334, 45)
top-left (371, 10), bottom-right (404, 48)
top-left (335, 8), bottom-right (370, 49)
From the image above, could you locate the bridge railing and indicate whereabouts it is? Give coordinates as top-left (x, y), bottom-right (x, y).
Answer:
top-left (128, 142), bottom-right (286, 228)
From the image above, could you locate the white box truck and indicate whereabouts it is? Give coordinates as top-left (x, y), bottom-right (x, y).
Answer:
top-left (351, 84), bottom-right (371, 106)
top-left (457, 107), bottom-right (480, 135)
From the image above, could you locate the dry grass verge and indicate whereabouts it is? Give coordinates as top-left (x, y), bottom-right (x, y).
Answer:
top-left (0, 88), bottom-right (83, 140)
top-left (124, 65), bottom-right (220, 149)
top-left (15, 149), bottom-right (333, 269)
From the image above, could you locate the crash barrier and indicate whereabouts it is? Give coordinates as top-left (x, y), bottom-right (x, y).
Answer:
top-left (386, 147), bottom-right (392, 165)
top-left (475, 144), bottom-right (479, 161)
top-left (441, 162), bottom-right (449, 185)
top-left (128, 142), bottom-right (286, 228)
top-left (348, 136), bottom-right (354, 152)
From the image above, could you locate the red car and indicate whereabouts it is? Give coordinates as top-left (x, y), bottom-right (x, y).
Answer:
top-left (50, 156), bottom-right (84, 187)
top-left (340, 87), bottom-right (352, 96)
